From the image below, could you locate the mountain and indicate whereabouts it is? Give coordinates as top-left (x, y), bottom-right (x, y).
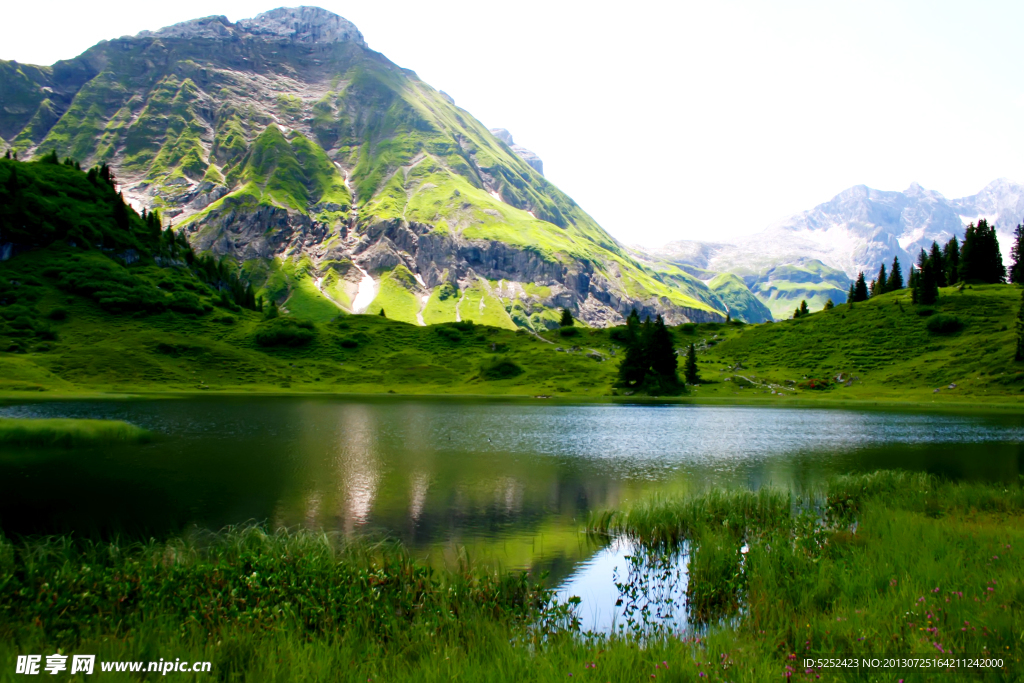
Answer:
top-left (489, 129), bottom-right (543, 176)
top-left (642, 179), bottom-right (1024, 319)
top-left (0, 7), bottom-right (727, 328)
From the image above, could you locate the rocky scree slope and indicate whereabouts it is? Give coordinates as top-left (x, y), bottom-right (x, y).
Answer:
top-left (0, 7), bottom-right (726, 328)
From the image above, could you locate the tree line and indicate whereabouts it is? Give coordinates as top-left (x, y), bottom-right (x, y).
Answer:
top-left (846, 219), bottom-right (1010, 307)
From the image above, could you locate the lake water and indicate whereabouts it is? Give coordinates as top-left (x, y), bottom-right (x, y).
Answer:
top-left (2, 398), bottom-right (1022, 631)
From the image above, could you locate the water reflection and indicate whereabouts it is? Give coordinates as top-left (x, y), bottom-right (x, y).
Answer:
top-left (0, 398), bottom-right (1022, 587)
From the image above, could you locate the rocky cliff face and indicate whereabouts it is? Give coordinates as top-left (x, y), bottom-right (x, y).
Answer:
top-left (0, 7), bottom-right (725, 328)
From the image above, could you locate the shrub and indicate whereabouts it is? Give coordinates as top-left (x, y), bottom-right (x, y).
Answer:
top-left (917, 307), bottom-right (936, 317)
top-left (436, 326), bottom-right (463, 342)
top-left (558, 326), bottom-right (579, 337)
top-left (254, 319), bottom-right (316, 347)
top-left (926, 314), bottom-right (964, 334)
top-left (480, 357), bottom-right (524, 380)
top-left (679, 323), bottom-right (697, 334)
top-left (46, 307), bottom-right (68, 321)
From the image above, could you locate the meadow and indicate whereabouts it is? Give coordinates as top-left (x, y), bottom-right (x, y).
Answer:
top-left (1, 471), bottom-right (1020, 681)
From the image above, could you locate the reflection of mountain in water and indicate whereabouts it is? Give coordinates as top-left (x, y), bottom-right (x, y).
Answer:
top-left (1, 399), bottom-right (1022, 585)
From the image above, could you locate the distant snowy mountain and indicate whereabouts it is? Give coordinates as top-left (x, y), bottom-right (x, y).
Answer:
top-left (640, 179), bottom-right (1024, 319)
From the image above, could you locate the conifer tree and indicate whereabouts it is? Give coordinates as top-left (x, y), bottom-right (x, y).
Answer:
top-left (684, 343), bottom-right (700, 384)
top-left (908, 265), bottom-right (918, 289)
top-left (649, 315), bottom-right (678, 383)
top-left (929, 241), bottom-right (947, 287)
top-left (959, 219), bottom-right (1006, 283)
top-left (379, 308), bottom-right (386, 317)
top-left (886, 256), bottom-right (904, 291)
top-left (616, 311), bottom-right (647, 388)
top-left (823, 299), bottom-right (835, 310)
top-left (852, 272), bottom-right (869, 302)
top-left (874, 263), bottom-right (888, 296)
top-left (847, 282), bottom-right (855, 303)
top-left (559, 307), bottom-right (574, 326)
top-left (1010, 223), bottom-right (1024, 284)
top-left (799, 300), bottom-right (809, 316)
top-left (944, 236), bottom-right (961, 284)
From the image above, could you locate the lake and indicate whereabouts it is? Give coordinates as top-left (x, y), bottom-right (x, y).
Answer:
top-left (2, 398), bottom-right (1022, 630)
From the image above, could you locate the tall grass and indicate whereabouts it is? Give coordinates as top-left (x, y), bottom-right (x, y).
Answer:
top-left (0, 417), bottom-right (152, 447)
top-left (1, 473), bottom-right (1022, 681)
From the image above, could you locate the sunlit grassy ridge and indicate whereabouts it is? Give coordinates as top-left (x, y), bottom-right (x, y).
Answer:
top-left (1, 35), bottom-right (730, 323)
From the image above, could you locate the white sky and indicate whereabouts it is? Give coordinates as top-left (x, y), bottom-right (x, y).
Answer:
top-left (5, 1), bottom-right (1024, 246)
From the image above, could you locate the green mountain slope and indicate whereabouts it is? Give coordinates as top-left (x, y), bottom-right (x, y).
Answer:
top-left (707, 273), bottom-right (773, 323)
top-left (1, 155), bottom-right (1022, 405)
top-left (0, 8), bottom-right (725, 328)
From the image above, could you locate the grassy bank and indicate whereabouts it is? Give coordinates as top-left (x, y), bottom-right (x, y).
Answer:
top-left (4, 238), bottom-right (1024, 405)
top-left (1, 472), bottom-right (1021, 681)
top-left (0, 417), bottom-right (151, 447)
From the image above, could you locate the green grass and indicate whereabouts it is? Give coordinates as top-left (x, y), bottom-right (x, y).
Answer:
top-left (0, 417), bottom-right (151, 447)
top-left (1, 472), bottom-right (1020, 681)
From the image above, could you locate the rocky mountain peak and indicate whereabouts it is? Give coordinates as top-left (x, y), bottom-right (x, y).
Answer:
top-left (237, 7), bottom-right (366, 46)
top-left (489, 128), bottom-right (544, 176)
top-left (136, 6), bottom-right (366, 47)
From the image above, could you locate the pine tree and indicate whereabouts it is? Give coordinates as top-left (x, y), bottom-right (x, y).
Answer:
top-left (799, 300), bottom-right (809, 316)
top-left (908, 265), bottom-right (918, 289)
top-left (874, 263), bottom-right (888, 296)
top-left (853, 272), bottom-right (869, 302)
top-left (929, 241), bottom-right (947, 288)
top-left (943, 236), bottom-right (960, 284)
top-left (559, 307), bottom-right (574, 326)
top-left (823, 299), bottom-right (834, 310)
top-left (959, 219), bottom-right (1006, 284)
top-left (725, 312), bottom-right (731, 324)
top-left (616, 311), bottom-right (647, 388)
top-left (886, 256), bottom-right (904, 291)
top-left (648, 315), bottom-right (678, 384)
top-left (379, 308), bottom-right (386, 317)
top-left (684, 343), bottom-right (700, 384)
top-left (1010, 223), bottom-right (1024, 284)
top-left (1016, 287), bottom-right (1024, 361)
top-left (847, 282), bottom-right (855, 303)
top-left (914, 257), bottom-right (939, 306)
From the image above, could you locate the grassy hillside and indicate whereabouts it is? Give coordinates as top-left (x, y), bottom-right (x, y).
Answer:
top-left (2, 154), bottom-right (1022, 403)
top-left (2, 238), bottom-right (1024, 405)
top-left (707, 272), bottom-right (773, 323)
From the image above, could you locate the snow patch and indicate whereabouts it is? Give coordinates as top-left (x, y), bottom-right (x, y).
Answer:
top-left (489, 190), bottom-right (504, 204)
top-left (351, 264), bottom-right (377, 314)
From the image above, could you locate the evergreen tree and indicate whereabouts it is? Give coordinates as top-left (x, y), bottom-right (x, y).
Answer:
top-left (852, 272), bottom-right (869, 302)
top-left (725, 312), bottom-right (731, 324)
top-left (847, 282), bottom-right (855, 303)
top-left (908, 265), bottom-right (918, 289)
top-left (959, 219), bottom-right (1006, 283)
top-left (1017, 287), bottom-right (1024, 361)
top-left (799, 300), bottom-right (809, 316)
top-left (559, 307), bottom-right (574, 326)
top-left (684, 343), bottom-right (700, 384)
top-left (265, 301), bottom-right (279, 320)
top-left (379, 308), bottom-right (386, 317)
top-left (616, 311), bottom-right (647, 388)
top-left (873, 263), bottom-right (888, 296)
top-left (886, 256), bottom-right (904, 291)
top-left (913, 256), bottom-right (939, 306)
top-left (1010, 223), bottom-right (1024, 284)
top-left (648, 315), bottom-right (678, 383)
top-left (929, 241), bottom-right (947, 287)
top-left (823, 299), bottom-right (835, 310)
top-left (943, 236), bottom-right (961, 284)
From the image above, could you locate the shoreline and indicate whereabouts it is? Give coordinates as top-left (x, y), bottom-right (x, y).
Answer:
top-left (2, 388), bottom-right (1023, 414)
